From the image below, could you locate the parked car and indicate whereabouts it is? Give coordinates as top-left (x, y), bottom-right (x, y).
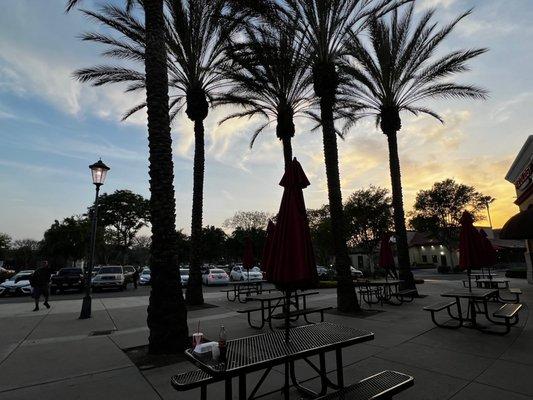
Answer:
top-left (180, 269), bottom-right (189, 286)
top-left (202, 268), bottom-right (229, 286)
top-left (139, 268), bottom-right (151, 286)
top-left (0, 270), bottom-right (34, 296)
top-left (50, 267), bottom-right (85, 294)
top-left (91, 266), bottom-right (102, 278)
top-left (316, 266), bottom-right (330, 280)
top-left (91, 266), bottom-right (126, 291)
top-left (351, 267), bottom-right (364, 279)
top-left (229, 265), bottom-right (263, 281)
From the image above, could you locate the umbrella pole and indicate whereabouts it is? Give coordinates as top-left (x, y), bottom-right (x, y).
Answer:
top-left (468, 268), bottom-right (472, 292)
top-left (285, 290), bottom-right (290, 344)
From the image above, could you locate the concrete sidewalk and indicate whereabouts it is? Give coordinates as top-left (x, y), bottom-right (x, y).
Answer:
top-left (0, 278), bottom-right (531, 400)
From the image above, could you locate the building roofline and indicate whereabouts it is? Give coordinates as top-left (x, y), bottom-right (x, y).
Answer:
top-left (506, 135), bottom-right (533, 183)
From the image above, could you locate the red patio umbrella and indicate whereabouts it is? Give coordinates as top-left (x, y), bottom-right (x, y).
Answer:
top-left (261, 220), bottom-right (276, 279)
top-left (458, 211), bottom-right (485, 291)
top-left (378, 233), bottom-right (396, 280)
top-left (263, 158), bottom-right (318, 342)
top-left (243, 236), bottom-right (255, 269)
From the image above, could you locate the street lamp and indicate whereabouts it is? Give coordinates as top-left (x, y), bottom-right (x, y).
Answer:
top-left (79, 159), bottom-right (110, 319)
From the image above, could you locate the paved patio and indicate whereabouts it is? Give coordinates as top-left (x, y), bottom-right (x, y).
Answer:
top-left (0, 275), bottom-right (531, 400)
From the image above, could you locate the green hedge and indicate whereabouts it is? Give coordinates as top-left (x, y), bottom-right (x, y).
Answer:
top-left (505, 268), bottom-right (527, 279)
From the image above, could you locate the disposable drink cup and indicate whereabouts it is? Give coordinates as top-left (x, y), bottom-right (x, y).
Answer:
top-left (193, 332), bottom-right (203, 347)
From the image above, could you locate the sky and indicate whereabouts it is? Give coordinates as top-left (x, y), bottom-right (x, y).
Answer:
top-left (1, 0), bottom-right (532, 240)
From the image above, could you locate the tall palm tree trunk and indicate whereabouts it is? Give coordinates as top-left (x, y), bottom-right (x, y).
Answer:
top-left (320, 96), bottom-right (360, 312)
top-left (281, 136), bottom-right (293, 169)
top-left (385, 131), bottom-right (417, 292)
top-left (145, 0), bottom-right (188, 354)
top-left (187, 119), bottom-right (206, 305)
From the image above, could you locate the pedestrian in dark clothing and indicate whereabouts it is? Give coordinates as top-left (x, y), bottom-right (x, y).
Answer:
top-left (30, 261), bottom-right (51, 311)
top-left (132, 268), bottom-right (139, 289)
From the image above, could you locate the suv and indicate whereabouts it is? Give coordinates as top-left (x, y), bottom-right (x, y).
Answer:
top-left (91, 266), bottom-right (126, 291)
top-left (50, 268), bottom-right (85, 294)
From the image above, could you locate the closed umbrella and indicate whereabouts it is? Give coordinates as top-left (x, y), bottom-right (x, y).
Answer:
top-left (479, 229), bottom-right (497, 279)
top-left (261, 220), bottom-right (276, 280)
top-left (242, 236), bottom-right (255, 290)
top-left (458, 211), bottom-right (485, 291)
top-left (378, 233), bottom-right (396, 280)
top-left (264, 158), bottom-right (318, 342)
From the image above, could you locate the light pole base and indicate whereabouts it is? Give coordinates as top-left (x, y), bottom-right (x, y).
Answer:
top-left (79, 295), bottom-right (92, 319)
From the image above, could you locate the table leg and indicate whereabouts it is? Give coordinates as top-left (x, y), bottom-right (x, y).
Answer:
top-left (336, 348), bottom-right (344, 388)
top-left (238, 374), bottom-right (246, 400)
top-left (225, 378), bottom-right (232, 400)
top-left (284, 361), bottom-right (290, 399)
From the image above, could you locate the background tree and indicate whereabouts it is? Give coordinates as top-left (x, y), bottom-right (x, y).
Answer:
top-left (344, 186), bottom-right (393, 270)
top-left (307, 206), bottom-right (332, 267)
top-left (94, 190), bottom-right (150, 263)
top-left (68, 0), bottom-right (189, 354)
top-left (201, 226), bottom-right (227, 264)
top-left (225, 227), bottom-right (267, 264)
top-left (9, 239), bottom-right (41, 270)
top-left (409, 179), bottom-right (492, 267)
top-left (223, 211), bottom-right (273, 231)
top-left (340, 4), bottom-right (487, 289)
top-left (41, 216), bottom-right (91, 269)
top-left (0, 233), bottom-right (12, 261)
top-left (129, 235), bottom-right (152, 266)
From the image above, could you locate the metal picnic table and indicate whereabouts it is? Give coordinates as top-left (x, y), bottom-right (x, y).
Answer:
top-left (474, 278), bottom-right (510, 289)
top-left (240, 290), bottom-right (320, 329)
top-left (441, 288), bottom-right (498, 329)
top-left (354, 280), bottom-right (402, 306)
top-left (222, 280), bottom-right (268, 303)
top-left (184, 322), bottom-right (374, 400)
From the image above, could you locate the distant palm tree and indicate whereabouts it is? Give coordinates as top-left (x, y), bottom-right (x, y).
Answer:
top-left (340, 4), bottom-right (488, 290)
top-left (219, 21), bottom-right (312, 168)
top-left (282, 0), bottom-right (408, 312)
top-left (67, 0), bottom-right (188, 354)
top-left (74, 0), bottom-right (239, 306)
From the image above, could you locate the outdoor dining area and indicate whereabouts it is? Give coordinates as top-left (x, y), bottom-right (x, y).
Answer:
top-left (424, 211), bottom-right (524, 335)
top-left (170, 159), bottom-right (416, 399)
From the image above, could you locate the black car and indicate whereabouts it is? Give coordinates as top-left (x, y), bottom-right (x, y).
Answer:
top-left (50, 268), bottom-right (85, 294)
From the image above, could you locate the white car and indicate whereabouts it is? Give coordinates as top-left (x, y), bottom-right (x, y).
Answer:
top-left (351, 267), bottom-right (364, 278)
top-left (180, 269), bottom-right (189, 286)
top-left (91, 266), bottom-right (126, 291)
top-left (139, 268), bottom-right (151, 286)
top-left (230, 265), bottom-right (263, 281)
top-left (202, 268), bottom-right (229, 286)
top-left (0, 270), bottom-right (34, 296)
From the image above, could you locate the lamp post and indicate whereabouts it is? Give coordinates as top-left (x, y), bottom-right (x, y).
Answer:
top-left (79, 159), bottom-right (110, 320)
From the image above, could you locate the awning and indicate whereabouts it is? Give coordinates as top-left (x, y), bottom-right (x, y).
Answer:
top-left (500, 206), bottom-right (533, 240)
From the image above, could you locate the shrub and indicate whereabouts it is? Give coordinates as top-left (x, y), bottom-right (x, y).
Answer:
top-left (437, 266), bottom-right (451, 274)
top-left (506, 268), bottom-right (527, 279)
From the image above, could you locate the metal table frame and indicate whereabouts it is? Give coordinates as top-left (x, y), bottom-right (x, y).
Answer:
top-left (441, 288), bottom-right (498, 329)
top-left (244, 291), bottom-right (319, 330)
top-left (355, 280), bottom-right (402, 306)
top-left (224, 280), bottom-right (267, 303)
top-left (185, 322), bottom-right (374, 400)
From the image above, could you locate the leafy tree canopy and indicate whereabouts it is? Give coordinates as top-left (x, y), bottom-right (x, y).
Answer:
top-left (223, 210), bottom-right (273, 231)
top-left (344, 186), bottom-right (393, 254)
top-left (41, 216), bottom-right (91, 267)
top-left (408, 179), bottom-right (494, 250)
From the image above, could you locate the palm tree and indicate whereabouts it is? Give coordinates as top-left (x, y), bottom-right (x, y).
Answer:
top-left (66, 0), bottom-right (189, 354)
top-left (218, 21), bottom-right (312, 168)
top-left (340, 4), bottom-right (487, 290)
top-left (73, 0), bottom-right (239, 306)
top-left (281, 0), bottom-right (408, 312)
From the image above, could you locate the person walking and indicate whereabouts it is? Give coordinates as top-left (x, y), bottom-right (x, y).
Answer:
top-left (30, 261), bottom-right (52, 311)
top-left (132, 267), bottom-right (139, 290)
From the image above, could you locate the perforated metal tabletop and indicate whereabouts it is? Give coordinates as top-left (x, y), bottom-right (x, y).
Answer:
top-left (185, 322), bottom-right (373, 376)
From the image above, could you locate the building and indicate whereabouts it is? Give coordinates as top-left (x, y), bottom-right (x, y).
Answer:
top-left (504, 135), bottom-right (533, 283)
top-left (407, 231), bottom-right (458, 269)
